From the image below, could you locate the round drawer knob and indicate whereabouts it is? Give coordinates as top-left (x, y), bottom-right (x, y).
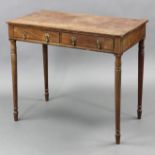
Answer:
top-left (45, 33), bottom-right (50, 43)
top-left (23, 33), bottom-right (27, 40)
top-left (71, 36), bottom-right (77, 46)
top-left (96, 40), bottom-right (101, 49)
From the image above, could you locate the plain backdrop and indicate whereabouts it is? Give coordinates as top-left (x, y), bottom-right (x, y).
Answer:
top-left (0, 0), bottom-right (155, 155)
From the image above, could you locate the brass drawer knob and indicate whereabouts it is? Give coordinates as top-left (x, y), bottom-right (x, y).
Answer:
top-left (71, 36), bottom-right (77, 46)
top-left (45, 33), bottom-right (50, 43)
top-left (96, 40), bottom-right (101, 49)
top-left (23, 33), bottom-right (27, 40)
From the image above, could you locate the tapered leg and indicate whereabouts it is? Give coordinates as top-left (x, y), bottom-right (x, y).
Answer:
top-left (115, 54), bottom-right (122, 144)
top-left (10, 40), bottom-right (18, 121)
top-left (137, 39), bottom-right (144, 119)
top-left (42, 44), bottom-right (49, 101)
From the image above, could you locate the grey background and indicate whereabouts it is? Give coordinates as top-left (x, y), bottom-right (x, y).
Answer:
top-left (0, 0), bottom-right (155, 154)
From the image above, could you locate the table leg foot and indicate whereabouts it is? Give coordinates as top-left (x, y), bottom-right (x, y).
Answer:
top-left (115, 134), bottom-right (120, 144)
top-left (14, 112), bottom-right (18, 121)
top-left (137, 110), bottom-right (142, 119)
top-left (45, 91), bottom-right (49, 101)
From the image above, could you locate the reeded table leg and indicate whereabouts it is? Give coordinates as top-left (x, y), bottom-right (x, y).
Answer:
top-left (10, 40), bottom-right (18, 121)
top-left (115, 54), bottom-right (122, 144)
top-left (137, 39), bottom-right (144, 119)
top-left (42, 44), bottom-right (49, 101)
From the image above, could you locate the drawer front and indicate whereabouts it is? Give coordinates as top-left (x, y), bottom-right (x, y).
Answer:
top-left (61, 33), bottom-right (75, 46)
top-left (61, 33), bottom-right (114, 51)
top-left (13, 26), bottom-right (59, 44)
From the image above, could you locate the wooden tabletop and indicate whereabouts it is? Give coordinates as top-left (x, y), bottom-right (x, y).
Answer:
top-left (8, 10), bottom-right (148, 37)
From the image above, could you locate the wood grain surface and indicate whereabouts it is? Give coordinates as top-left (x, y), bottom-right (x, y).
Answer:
top-left (8, 10), bottom-right (148, 37)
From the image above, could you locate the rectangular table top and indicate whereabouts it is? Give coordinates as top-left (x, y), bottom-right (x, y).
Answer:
top-left (8, 10), bottom-right (148, 37)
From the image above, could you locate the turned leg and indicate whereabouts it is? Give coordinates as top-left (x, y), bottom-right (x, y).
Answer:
top-left (115, 54), bottom-right (122, 144)
top-left (42, 44), bottom-right (49, 101)
top-left (137, 39), bottom-right (144, 119)
top-left (10, 40), bottom-right (18, 121)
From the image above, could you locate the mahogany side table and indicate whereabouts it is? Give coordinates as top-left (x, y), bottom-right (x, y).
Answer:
top-left (7, 10), bottom-right (148, 144)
